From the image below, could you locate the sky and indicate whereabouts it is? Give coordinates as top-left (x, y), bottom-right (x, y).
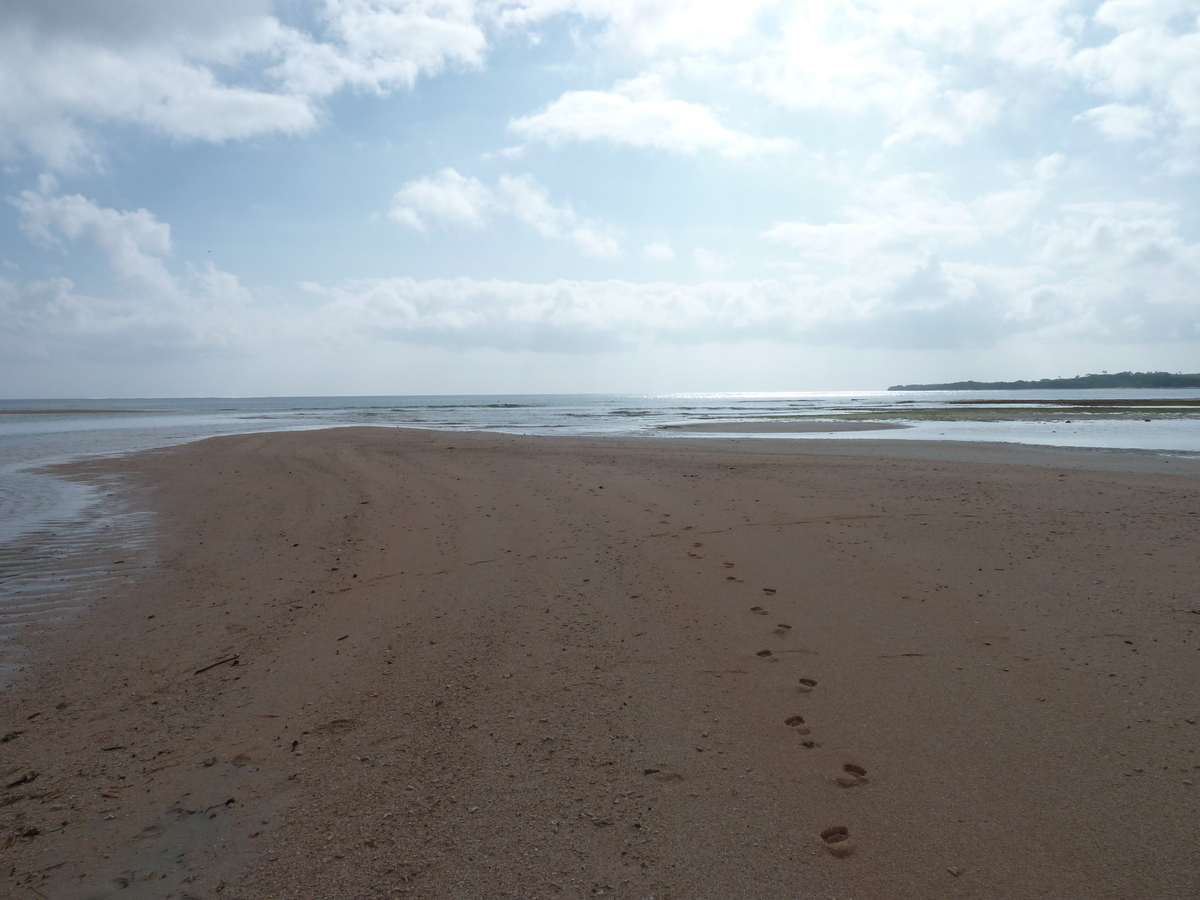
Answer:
top-left (1, 0), bottom-right (1199, 397)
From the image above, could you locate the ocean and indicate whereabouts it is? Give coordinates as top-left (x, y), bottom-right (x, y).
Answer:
top-left (2, 390), bottom-right (1199, 682)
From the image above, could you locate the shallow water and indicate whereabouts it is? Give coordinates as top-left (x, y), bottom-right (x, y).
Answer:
top-left (0, 467), bottom-right (155, 685)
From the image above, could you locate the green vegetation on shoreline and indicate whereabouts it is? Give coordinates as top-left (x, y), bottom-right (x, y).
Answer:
top-left (888, 371), bottom-right (1200, 391)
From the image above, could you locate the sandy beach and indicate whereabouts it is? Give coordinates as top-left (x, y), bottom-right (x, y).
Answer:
top-left (2, 427), bottom-right (1198, 899)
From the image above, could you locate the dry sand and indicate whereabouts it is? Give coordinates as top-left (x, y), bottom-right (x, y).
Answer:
top-left (2, 427), bottom-right (1198, 900)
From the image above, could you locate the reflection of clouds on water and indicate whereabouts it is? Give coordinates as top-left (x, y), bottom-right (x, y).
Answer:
top-left (0, 467), bottom-right (92, 546)
top-left (0, 471), bottom-right (154, 687)
top-left (735, 418), bottom-right (1200, 455)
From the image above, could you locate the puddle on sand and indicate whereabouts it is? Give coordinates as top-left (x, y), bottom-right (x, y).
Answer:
top-left (0, 469), bottom-right (156, 687)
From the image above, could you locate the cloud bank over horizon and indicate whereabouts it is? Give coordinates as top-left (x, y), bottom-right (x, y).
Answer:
top-left (2, 0), bottom-right (1198, 395)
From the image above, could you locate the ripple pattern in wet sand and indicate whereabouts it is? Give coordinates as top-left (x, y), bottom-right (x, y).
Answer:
top-left (0, 477), bottom-right (155, 685)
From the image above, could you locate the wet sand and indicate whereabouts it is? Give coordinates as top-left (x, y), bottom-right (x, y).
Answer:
top-left (2, 427), bottom-right (1198, 899)
top-left (661, 421), bottom-right (909, 433)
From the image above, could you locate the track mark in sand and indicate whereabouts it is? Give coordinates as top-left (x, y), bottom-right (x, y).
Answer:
top-left (797, 677), bottom-right (818, 692)
top-left (755, 649), bottom-right (774, 658)
top-left (785, 714), bottom-right (811, 735)
top-left (366, 571), bottom-right (405, 583)
top-left (878, 652), bottom-right (926, 659)
top-left (312, 718), bottom-right (359, 734)
top-left (699, 669), bottom-right (749, 676)
top-left (643, 766), bottom-right (685, 782)
top-left (699, 514), bottom-right (883, 535)
top-left (820, 826), bottom-right (855, 857)
top-left (723, 562), bottom-right (735, 568)
top-left (692, 542), bottom-right (703, 547)
top-left (773, 624), bottom-right (792, 635)
top-left (836, 763), bottom-right (869, 788)
top-left (519, 545), bottom-right (578, 560)
top-left (762, 587), bottom-right (776, 594)
top-left (749, 606), bottom-right (769, 615)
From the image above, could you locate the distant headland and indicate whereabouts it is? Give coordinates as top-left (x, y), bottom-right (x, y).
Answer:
top-left (888, 371), bottom-right (1200, 391)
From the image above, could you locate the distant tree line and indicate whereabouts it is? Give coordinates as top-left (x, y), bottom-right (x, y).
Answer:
top-left (888, 372), bottom-right (1200, 391)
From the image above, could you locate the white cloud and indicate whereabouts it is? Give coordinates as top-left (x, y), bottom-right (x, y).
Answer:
top-left (510, 75), bottom-right (793, 158)
top-left (390, 168), bottom-right (621, 256)
top-left (1065, 5), bottom-right (1200, 162)
top-left (7, 174), bottom-right (1199, 362)
top-left (0, 10), bottom-right (311, 168)
top-left (1072, 14), bottom-right (1200, 120)
top-left (0, 0), bottom-right (492, 168)
top-left (757, 167), bottom-right (1200, 347)
top-left (1075, 103), bottom-right (1157, 141)
top-left (5, 1), bottom-right (1200, 379)
top-left (764, 174), bottom-right (980, 268)
top-left (765, 159), bottom-right (1062, 279)
top-left (388, 168), bottom-right (492, 230)
top-left (0, 268), bottom-right (260, 363)
top-left (12, 178), bottom-right (176, 293)
top-left (734, 1), bottom-right (1040, 147)
top-left (1037, 201), bottom-right (1190, 271)
top-left (5, 0), bottom-right (1200, 172)
top-left (692, 247), bottom-right (732, 275)
top-left (5, 181), bottom-right (256, 357)
top-left (496, 174), bottom-right (621, 257)
top-left (701, 0), bottom-right (1200, 158)
top-left (974, 153), bottom-right (1063, 234)
top-left (271, 0), bottom-right (488, 97)
top-left (491, 0), bottom-right (778, 55)
top-left (299, 227), bottom-right (1200, 350)
top-left (303, 275), bottom-right (806, 348)
top-left (5, 0), bottom-right (787, 169)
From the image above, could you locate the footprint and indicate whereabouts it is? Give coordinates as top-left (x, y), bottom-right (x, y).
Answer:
top-left (693, 542), bottom-right (703, 547)
top-left (762, 587), bottom-right (777, 594)
top-left (643, 765), bottom-right (684, 782)
top-left (785, 714), bottom-right (811, 735)
top-left (132, 824), bottom-right (162, 842)
top-left (797, 677), bottom-right (818, 693)
top-left (773, 624), bottom-right (792, 635)
top-left (820, 826), bottom-right (855, 858)
top-left (723, 562), bottom-right (735, 568)
top-left (749, 606), bottom-right (769, 616)
top-left (313, 718), bottom-right (359, 734)
top-left (835, 763), bottom-right (869, 788)
top-left (756, 649), bottom-right (774, 658)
